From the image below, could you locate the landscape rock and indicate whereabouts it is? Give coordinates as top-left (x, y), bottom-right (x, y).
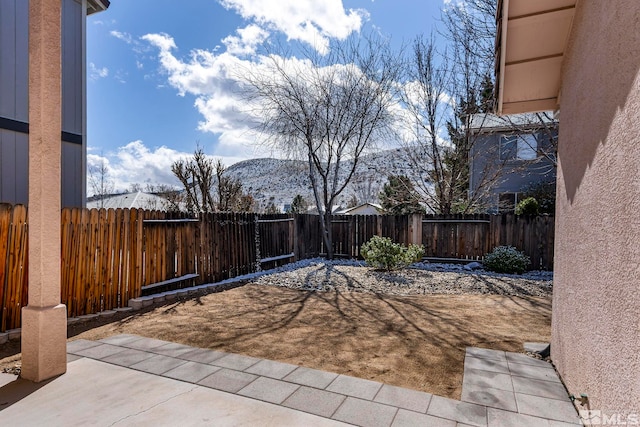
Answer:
top-left (253, 260), bottom-right (552, 298)
top-left (463, 262), bottom-right (483, 271)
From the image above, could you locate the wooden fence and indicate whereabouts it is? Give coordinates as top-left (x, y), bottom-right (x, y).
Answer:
top-left (0, 204), bottom-right (554, 332)
top-left (0, 205), bottom-right (295, 331)
top-left (325, 213), bottom-right (554, 270)
top-left (420, 214), bottom-right (555, 269)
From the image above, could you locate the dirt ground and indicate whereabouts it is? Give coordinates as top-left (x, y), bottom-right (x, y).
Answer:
top-left (0, 284), bottom-right (551, 399)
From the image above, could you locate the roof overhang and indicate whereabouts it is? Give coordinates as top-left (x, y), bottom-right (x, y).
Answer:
top-left (495, 0), bottom-right (577, 115)
top-left (87, 0), bottom-right (110, 15)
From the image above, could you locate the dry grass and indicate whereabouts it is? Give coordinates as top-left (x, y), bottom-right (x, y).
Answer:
top-left (1, 283), bottom-right (551, 399)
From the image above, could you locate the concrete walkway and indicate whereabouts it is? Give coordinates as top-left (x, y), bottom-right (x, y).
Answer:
top-left (0, 335), bottom-right (583, 426)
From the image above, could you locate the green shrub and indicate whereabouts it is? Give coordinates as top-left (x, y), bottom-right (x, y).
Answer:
top-left (361, 236), bottom-right (425, 271)
top-left (515, 197), bottom-right (540, 215)
top-left (483, 246), bottom-right (531, 274)
top-left (522, 180), bottom-right (555, 214)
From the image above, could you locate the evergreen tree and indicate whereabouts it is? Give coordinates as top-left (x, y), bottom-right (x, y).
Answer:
top-left (289, 194), bottom-right (309, 214)
top-left (379, 175), bottom-right (425, 215)
top-left (264, 201), bottom-right (281, 214)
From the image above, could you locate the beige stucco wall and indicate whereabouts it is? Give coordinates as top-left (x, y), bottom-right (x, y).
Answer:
top-left (552, 1), bottom-right (640, 415)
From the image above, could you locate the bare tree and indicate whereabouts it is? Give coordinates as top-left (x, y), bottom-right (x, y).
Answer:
top-left (141, 183), bottom-right (185, 212)
top-left (242, 34), bottom-right (402, 258)
top-left (440, 0), bottom-right (497, 73)
top-left (351, 173), bottom-right (382, 205)
top-left (399, 0), bottom-right (557, 214)
top-left (171, 147), bottom-right (255, 215)
top-left (214, 159), bottom-right (252, 212)
top-left (88, 157), bottom-right (115, 208)
top-left (171, 146), bottom-right (216, 215)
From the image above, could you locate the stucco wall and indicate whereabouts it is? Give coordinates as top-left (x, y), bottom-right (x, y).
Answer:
top-left (553, 1), bottom-right (640, 416)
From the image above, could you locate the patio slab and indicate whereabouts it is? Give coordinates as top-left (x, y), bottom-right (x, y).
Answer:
top-left (198, 368), bottom-right (258, 393)
top-left (373, 384), bottom-right (432, 413)
top-left (283, 366), bottom-right (339, 389)
top-left (326, 374), bottom-right (383, 400)
top-left (463, 367), bottom-right (514, 392)
top-left (461, 384), bottom-right (518, 412)
top-left (465, 347), bottom-right (507, 362)
top-left (391, 409), bottom-right (457, 427)
top-left (100, 347), bottom-right (156, 367)
top-left (245, 359), bottom-right (299, 379)
top-left (5, 335), bottom-right (583, 426)
top-left (161, 361), bottom-right (221, 383)
top-left (283, 386), bottom-right (347, 418)
top-left (511, 375), bottom-right (570, 400)
top-left (237, 376), bottom-right (300, 404)
top-left (0, 358), bottom-right (345, 426)
top-left (332, 396), bottom-right (398, 427)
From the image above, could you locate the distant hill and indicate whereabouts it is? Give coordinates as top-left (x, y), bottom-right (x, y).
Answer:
top-left (225, 148), bottom-right (420, 211)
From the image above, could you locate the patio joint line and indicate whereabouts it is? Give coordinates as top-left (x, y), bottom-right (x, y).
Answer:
top-left (105, 385), bottom-right (199, 427)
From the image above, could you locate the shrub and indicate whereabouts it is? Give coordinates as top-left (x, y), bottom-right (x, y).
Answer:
top-left (361, 235), bottom-right (424, 271)
top-left (483, 246), bottom-right (531, 274)
top-left (522, 180), bottom-right (556, 214)
top-left (515, 197), bottom-right (540, 215)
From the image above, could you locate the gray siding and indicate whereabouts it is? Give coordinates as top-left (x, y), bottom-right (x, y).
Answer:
top-left (0, 130), bottom-right (28, 205)
top-left (0, 0), bottom-right (86, 206)
top-left (62, 141), bottom-right (83, 207)
top-left (62, 0), bottom-right (83, 135)
top-left (470, 130), bottom-right (557, 212)
top-left (0, 0), bottom-right (29, 122)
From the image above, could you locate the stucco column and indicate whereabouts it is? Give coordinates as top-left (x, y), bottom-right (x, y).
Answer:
top-left (21, 0), bottom-right (67, 382)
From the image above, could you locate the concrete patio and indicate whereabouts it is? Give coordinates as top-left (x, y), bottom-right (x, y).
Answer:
top-left (0, 335), bottom-right (583, 426)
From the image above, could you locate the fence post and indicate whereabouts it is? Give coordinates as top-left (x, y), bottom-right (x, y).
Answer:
top-left (409, 214), bottom-right (423, 245)
top-left (291, 214), bottom-right (298, 261)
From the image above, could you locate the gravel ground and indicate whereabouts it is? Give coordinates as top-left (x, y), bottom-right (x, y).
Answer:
top-left (253, 259), bottom-right (553, 297)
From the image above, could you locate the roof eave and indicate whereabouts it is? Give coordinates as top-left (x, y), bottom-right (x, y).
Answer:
top-left (495, 0), bottom-right (577, 116)
top-left (87, 0), bottom-right (110, 15)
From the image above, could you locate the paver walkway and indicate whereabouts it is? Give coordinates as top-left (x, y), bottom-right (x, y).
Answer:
top-left (0, 334), bottom-right (583, 426)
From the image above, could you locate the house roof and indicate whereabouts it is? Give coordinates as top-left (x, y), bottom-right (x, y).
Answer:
top-left (495, 0), bottom-right (577, 115)
top-left (86, 191), bottom-right (167, 210)
top-left (338, 202), bottom-right (383, 215)
top-left (468, 112), bottom-right (558, 133)
top-left (87, 0), bottom-right (110, 15)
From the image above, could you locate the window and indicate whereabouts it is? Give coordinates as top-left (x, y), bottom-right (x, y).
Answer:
top-left (499, 192), bottom-right (517, 213)
top-left (500, 134), bottom-right (538, 160)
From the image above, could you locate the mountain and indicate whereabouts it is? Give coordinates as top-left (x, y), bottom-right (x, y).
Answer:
top-left (225, 148), bottom-right (420, 211)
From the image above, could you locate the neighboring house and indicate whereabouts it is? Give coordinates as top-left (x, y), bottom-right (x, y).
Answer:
top-left (0, 0), bottom-right (109, 207)
top-left (86, 191), bottom-right (169, 210)
top-left (469, 113), bottom-right (558, 212)
top-left (335, 202), bottom-right (383, 215)
top-left (306, 205), bottom-right (343, 215)
top-left (496, 0), bottom-right (639, 414)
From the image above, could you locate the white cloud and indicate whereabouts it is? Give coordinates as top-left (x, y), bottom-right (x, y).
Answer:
top-left (142, 31), bottom-right (406, 159)
top-left (110, 30), bottom-right (133, 44)
top-left (89, 62), bottom-right (109, 80)
top-left (88, 140), bottom-right (255, 193)
top-left (142, 32), bottom-right (259, 147)
top-left (218, 0), bottom-right (368, 54)
top-left (222, 24), bottom-right (269, 56)
top-left (88, 141), bottom-right (183, 191)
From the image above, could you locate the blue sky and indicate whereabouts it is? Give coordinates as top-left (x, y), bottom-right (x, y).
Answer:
top-left (86, 0), bottom-right (445, 191)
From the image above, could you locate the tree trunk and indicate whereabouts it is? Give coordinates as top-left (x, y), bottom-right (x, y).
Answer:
top-left (322, 210), bottom-right (334, 259)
